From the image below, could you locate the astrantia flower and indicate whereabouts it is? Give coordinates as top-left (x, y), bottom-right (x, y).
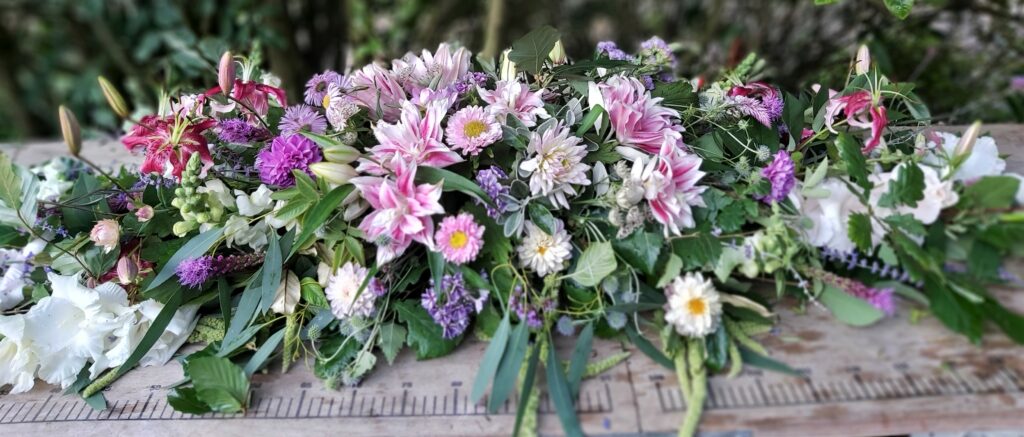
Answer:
top-left (517, 219), bottom-right (572, 277)
top-left (122, 115), bottom-right (217, 179)
top-left (347, 63), bottom-right (407, 122)
top-left (664, 272), bottom-right (722, 338)
top-left (445, 106), bottom-right (502, 155)
top-left (392, 43), bottom-right (471, 95)
top-left (256, 134), bottom-right (323, 187)
top-left (324, 262), bottom-right (376, 319)
top-left (422, 272), bottom-right (483, 339)
top-left (435, 213), bottom-right (485, 265)
top-left (358, 100), bottom-right (462, 175)
top-left (757, 150), bottom-right (796, 203)
top-left (478, 80), bottom-right (550, 127)
top-left (351, 161), bottom-right (445, 265)
top-left (597, 75), bottom-right (684, 154)
top-left (825, 90), bottom-right (888, 153)
top-left (278, 104), bottom-right (327, 136)
top-left (519, 122), bottom-right (591, 209)
top-left (638, 36), bottom-right (677, 70)
top-left (323, 82), bottom-right (361, 130)
top-left (727, 82), bottom-right (784, 127)
top-left (304, 70), bottom-right (343, 106)
top-left (217, 118), bottom-right (270, 144)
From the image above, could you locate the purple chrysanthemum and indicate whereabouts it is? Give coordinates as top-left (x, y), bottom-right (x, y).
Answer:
top-left (757, 150), bottom-right (796, 203)
top-left (256, 134), bottom-right (323, 187)
top-left (596, 41), bottom-right (631, 61)
top-left (218, 118), bottom-right (270, 144)
top-left (304, 70), bottom-right (343, 106)
top-left (475, 166), bottom-right (510, 218)
top-left (176, 253), bottom-right (264, 288)
top-left (279, 104), bottom-right (327, 136)
top-left (421, 272), bottom-right (483, 339)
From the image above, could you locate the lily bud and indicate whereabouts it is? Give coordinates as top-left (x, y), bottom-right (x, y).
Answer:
top-left (548, 40), bottom-right (567, 65)
top-left (135, 205), bottom-right (155, 222)
top-left (58, 105), bottom-right (81, 157)
top-left (954, 121), bottom-right (982, 158)
top-left (117, 256), bottom-right (139, 285)
top-left (309, 162), bottom-right (358, 185)
top-left (322, 144), bottom-right (360, 164)
top-left (855, 44), bottom-right (871, 75)
top-left (218, 51), bottom-right (235, 96)
top-left (97, 76), bottom-right (130, 118)
top-left (499, 49), bottom-right (517, 81)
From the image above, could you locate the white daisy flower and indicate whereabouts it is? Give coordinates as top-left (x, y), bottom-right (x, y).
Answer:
top-left (664, 272), bottom-right (723, 338)
top-left (325, 262), bottom-right (376, 319)
top-left (519, 122), bottom-right (591, 209)
top-left (517, 219), bottom-right (573, 277)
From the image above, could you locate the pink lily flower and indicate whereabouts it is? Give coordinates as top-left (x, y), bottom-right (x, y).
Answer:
top-left (825, 90), bottom-right (888, 153)
top-left (357, 100), bottom-right (463, 175)
top-left (350, 160), bottom-right (445, 265)
top-left (206, 79), bottom-right (288, 122)
top-left (122, 115), bottom-right (217, 179)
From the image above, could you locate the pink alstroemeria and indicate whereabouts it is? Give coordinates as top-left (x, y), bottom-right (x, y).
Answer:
top-left (207, 79), bottom-right (288, 122)
top-left (825, 90), bottom-right (888, 153)
top-left (358, 100), bottom-right (463, 175)
top-left (350, 161), bottom-right (445, 265)
top-left (122, 115), bottom-right (217, 179)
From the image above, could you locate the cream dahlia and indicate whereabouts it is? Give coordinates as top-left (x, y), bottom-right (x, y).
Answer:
top-left (519, 123), bottom-right (592, 209)
top-left (664, 272), bottom-right (722, 338)
top-left (517, 219), bottom-right (573, 277)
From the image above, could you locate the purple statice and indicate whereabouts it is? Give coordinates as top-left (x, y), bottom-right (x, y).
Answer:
top-left (596, 41), bottom-right (632, 61)
top-left (638, 36), bottom-right (676, 69)
top-left (304, 70), bottom-right (343, 106)
top-left (474, 166), bottom-right (510, 218)
top-left (642, 75), bottom-right (655, 90)
top-left (508, 285), bottom-right (555, 329)
top-left (279, 104), bottom-right (328, 136)
top-left (176, 252), bottom-right (264, 288)
top-left (756, 150), bottom-right (796, 203)
top-left (807, 267), bottom-right (896, 315)
top-left (421, 272), bottom-right (479, 339)
top-left (134, 172), bottom-right (177, 189)
top-left (256, 134), bottom-right (323, 187)
top-left (218, 118), bottom-right (271, 144)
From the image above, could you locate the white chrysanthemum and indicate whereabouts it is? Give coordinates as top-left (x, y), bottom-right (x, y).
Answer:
top-left (664, 272), bottom-right (722, 338)
top-left (325, 262), bottom-right (376, 319)
top-left (517, 220), bottom-right (573, 277)
top-left (519, 123), bottom-right (591, 209)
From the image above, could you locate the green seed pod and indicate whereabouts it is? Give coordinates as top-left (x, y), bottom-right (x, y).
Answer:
top-left (58, 105), bottom-right (81, 157)
top-left (97, 76), bottom-right (130, 118)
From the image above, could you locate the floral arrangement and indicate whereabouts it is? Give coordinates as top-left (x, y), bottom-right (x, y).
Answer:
top-left (2, 27), bottom-right (1024, 436)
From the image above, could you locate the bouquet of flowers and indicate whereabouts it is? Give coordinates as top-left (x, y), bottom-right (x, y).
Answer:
top-left (2, 26), bottom-right (1023, 436)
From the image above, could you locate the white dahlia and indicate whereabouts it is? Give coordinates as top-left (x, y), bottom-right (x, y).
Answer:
top-left (517, 220), bottom-right (573, 277)
top-left (664, 272), bottom-right (722, 338)
top-left (519, 122), bottom-right (591, 209)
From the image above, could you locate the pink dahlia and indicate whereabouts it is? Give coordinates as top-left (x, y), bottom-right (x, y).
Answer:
top-left (392, 43), bottom-right (471, 95)
top-left (825, 90), bottom-right (888, 153)
top-left (122, 115), bottom-right (217, 179)
top-left (350, 160), bottom-right (445, 265)
top-left (445, 106), bottom-right (502, 155)
top-left (477, 80), bottom-right (550, 127)
top-left (347, 63), bottom-right (407, 123)
top-left (256, 134), bottom-right (323, 187)
top-left (727, 82), bottom-right (783, 127)
top-left (434, 213), bottom-right (484, 265)
top-left (598, 75), bottom-right (684, 154)
top-left (642, 133), bottom-right (707, 236)
top-left (358, 100), bottom-right (463, 175)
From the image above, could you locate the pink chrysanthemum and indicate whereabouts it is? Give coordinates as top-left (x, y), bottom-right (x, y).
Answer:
top-left (256, 134), bottom-right (323, 187)
top-left (445, 106), bottom-right (502, 155)
top-left (599, 75), bottom-right (684, 154)
top-left (434, 213), bottom-right (484, 265)
top-left (478, 80), bottom-right (550, 127)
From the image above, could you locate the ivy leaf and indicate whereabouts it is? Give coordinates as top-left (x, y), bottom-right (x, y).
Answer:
top-left (568, 241), bottom-right (617, 287)
top-left (819, 285), bottom-right (885, 326)
top-left (186, 355), bottom-right (250, 413)
top-left (612, 230), bottom-right (663, 276)
top-left (883, 0), bottom-right (914, 19)
top-left (836, 133), bottom-right (871, 191)
top-left (394, 300), bottom-right (459, 359)
top-left (878, 164), bottom-right (924, 208)
top-left (847, 212), bottom-right (873, 253)
top-left (378, 322), bottom-right (407, 365)
top-left (507, 26), bottom-right (560, 74)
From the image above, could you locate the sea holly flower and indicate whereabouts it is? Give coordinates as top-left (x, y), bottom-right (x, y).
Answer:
top-left (256, 134), bottom-right (323, 187)
top-left (351, 160), bottom-right (445, 265)
top-left (304, 70), bottom-right (343, 106)
top-left (519, 122), bottom-right (592, 209)
top-left (278, 104), bottom-right (327, 136)
top-left (756, 150), bottom-right (796, 203)
top-left (727, 82), bottom-right (784, 127)
top-left (347, 63), bottom-right (407, 122)
top-left (392, 43), bottom-right (471, 95)
top-left (517, 219), bottom-right (572, 277)
top-left (824, 90), bottom-right (888, 153)
top-left (445, 106), bottom-right (502, 155)
top-left (122, 115), bottom-right (218, 179)
top-left (358, 100), bottom-right (462, 175)
top-left (478, 80), bottom-right (550, 127)
top-left (597, 74), bottom-right (684, 154)
top-left (324, 262), bottom-right (376, 319)
top-left (664, 272), bottom-right (722, 338)
top-left (435, 213), bottom-right (485, 265)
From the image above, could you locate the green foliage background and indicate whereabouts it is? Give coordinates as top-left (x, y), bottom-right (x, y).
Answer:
top-left (1, 0), bottom-right (1022, 140)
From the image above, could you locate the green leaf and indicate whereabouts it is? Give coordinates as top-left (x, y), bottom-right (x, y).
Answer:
top-left (566, 322), bottom-right (594, 399)
top-left (168, 387), bottom-right (212, 414)
top-left (738, 346), bottom-right (800, 376)
top-left (962, 176), bottom-right (1020, 210)
top-left (546, 337), bottom-right (583, 437)
top-left (300, 277), bottom-right (329, 308)
top-left (512, 345), bottom-right (541, 436)
top-left (300, 130), bottom-right (343, 148)
top-left (223, 270), bottom-right (264, 350)
top-left (471, 315), bottom-right (511, 404)
top-left (671, 233), bottom-right (722, 270)
top-left (625, 325), bottom-right (674, 370)
top-left (314, 336), bottom-right (362, 382)
top-left (657, 254), bottom-right (684, 288)
top-left (705, 324), bottom-right (729, 372)
top-left (968, 240), bottom-right (1001, 280)
top-left (243, 328), bottom-right (285, 376)
top-left (527, 202), bottom-right (557, 235)
top-left (847, 212), bottom-right (873, 253)
top-left (146, 227), bottom-right (225, 292)
top-left (259, 232), bottom-right (282, 313)
top-left (428, 249), bottom-right (445, 294)
top-left (982, 299), bottom-right (1024, 344)
top-left (0, 152), bottom-right (22, 211)
top-left (110, 291), bottom-right (183, 380)
top-left (415, 166), bottom-right (493, 206)
top-left (575, 105), bottom-right (604, 137)
top-left (489, 322), bottom-right (528, 412)
top-left (507, 26), bottom-right (561, 74)
top-left (884, 213), bottom-right (926, 236)
top-left (883, 0), bottom-right (914, 19)
top-left (836, 132), bottom-right (870, 191)
top-left (819, 285), bottom-right (885, 326)
top-left (878, 164), bottom-right (924, 208)
top-left (290, 184), bottom-right (353, 256)
top-left (782, 91), bottom-right (806, 138)
top-left (186, 355), bottom-right (250, 413)
top-left (293, 170), bottom-right (318, 201)
top-left (612, 230), bottom-right (663, 276)
top-left (650, 81), bottom-right (696, 108)
top-left (928, 276), bottom-right (984, 343)
top-left (378, 322), bottom-right (407, 365)
top-left (568, 241), bottom-right (617, 287)
top-left (394, 300), bottom-right (459, 359)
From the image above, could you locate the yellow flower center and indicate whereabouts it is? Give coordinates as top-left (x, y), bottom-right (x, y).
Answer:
top-left (536, 245), bottom-right (548, 256)
top-left (322, 94), bottom-right (332, 108)
top-left (463, 120), bottom-right (487, 138)
top-left (686, 297), bottom-right (707, 316)
top-left (448, 231), bottom-right (468, 249)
